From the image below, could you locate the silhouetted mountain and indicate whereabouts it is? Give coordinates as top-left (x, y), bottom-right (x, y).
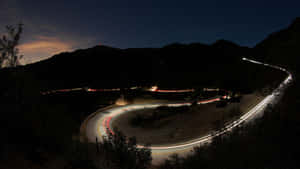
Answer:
top-left (212, 39), bottom-right (253, 61)
top-left (212, 39), bottom-right (239, 48)
top-left (255, 17), bottom-right (300, 71)
top-left (11, 40), bottom-right (278, 93)
top-left (3, 19), bottom-right (297, 94)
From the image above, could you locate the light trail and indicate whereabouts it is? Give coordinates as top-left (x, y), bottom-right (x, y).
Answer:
top-left (41, 85), bottom-right (225, 95)
top-left (40, 87), bottom-right (83, 95)
top-left (86, 88), bottom-right (121, 92)
top-left (83, 57), bottom-right (293, 163)
top-left (41, 86), bottom-right (196, 95)
top-left (41, 87), bottom-right (122, 95)
top-left (147, 85), bottom-right (195, 93)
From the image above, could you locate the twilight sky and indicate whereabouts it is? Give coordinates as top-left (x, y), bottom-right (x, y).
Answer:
top-left (1, 0), bottom-right (300, 64)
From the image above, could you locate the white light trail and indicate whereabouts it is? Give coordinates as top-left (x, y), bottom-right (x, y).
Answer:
top-left (83, 57), bottom-right (293, 163)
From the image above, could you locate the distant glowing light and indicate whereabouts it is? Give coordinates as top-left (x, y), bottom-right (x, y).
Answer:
top-left (149, 86), bottom-right (158, 92)
top-left (115, 95), bottom-right (128, 105)
top-left (147, 86), bottom-right (195, 93)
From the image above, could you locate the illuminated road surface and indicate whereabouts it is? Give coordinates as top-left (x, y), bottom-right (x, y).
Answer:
top-left (83, 57), bottom-right (293, 164)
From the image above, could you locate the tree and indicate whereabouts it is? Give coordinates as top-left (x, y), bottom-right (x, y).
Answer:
top-left (0, 23), bottom-right (23, 68)
top-left (98, 129), bottom-right (152, 169)
top-left (0, 24), bottom-right (24, 103)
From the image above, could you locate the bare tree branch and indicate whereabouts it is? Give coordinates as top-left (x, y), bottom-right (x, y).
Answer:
top-left (0, 23), bottom-right (23, 68)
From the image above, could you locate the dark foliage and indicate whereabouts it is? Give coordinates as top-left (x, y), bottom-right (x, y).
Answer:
top-left (96, 130), bottom-right (152, 169)
top-left (63, 130), bottom-right (152, 169)
top-left (0, 23), bottom-right (23, 68)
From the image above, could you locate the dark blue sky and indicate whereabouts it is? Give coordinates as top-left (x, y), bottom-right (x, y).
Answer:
top-left (1, 0), bottom-right (299, 64)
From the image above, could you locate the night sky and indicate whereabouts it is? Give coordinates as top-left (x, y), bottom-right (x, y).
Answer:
top-left (1, 0), bottom-right (300, 64)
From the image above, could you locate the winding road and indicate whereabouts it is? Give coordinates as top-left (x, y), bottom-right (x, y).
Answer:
top-left (81, 57), bottom-right (293, 164)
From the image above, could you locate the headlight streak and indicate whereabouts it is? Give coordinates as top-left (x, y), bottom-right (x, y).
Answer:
top-left (84, 57), bottom-right (293, 161)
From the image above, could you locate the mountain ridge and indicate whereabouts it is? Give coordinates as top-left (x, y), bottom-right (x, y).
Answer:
top-left (1, 18), bottom-right (299, 92)
top-left (254, 18), bottom-right (300, 71)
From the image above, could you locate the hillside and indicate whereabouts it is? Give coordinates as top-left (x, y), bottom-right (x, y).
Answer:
top-left (0, 40), bottom-right (282, 94)
top-left (255, 17), bottom-right (300, 72)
